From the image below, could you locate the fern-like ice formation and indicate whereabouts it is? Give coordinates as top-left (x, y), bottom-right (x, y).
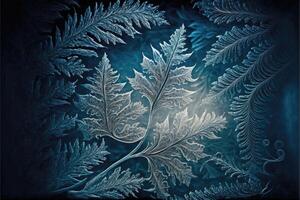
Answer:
top-left (76, 53), bottom-right (147, 143)
top-left (196, 0), bottom-right (291, 170)
top-left (202, 41), bottom-right (274, 103)
top-left (229, 42), bottom-right (290, 166)
top-left (142, 109), bottom-right (227, 198)
top-left (203, 25), bottom-right (267, 67)
top-left (23, 0), bottom-right (295, 198)
top-left (197, 0), bottom-right (271, 24)
top-left (71, 167), bottom-right (144, 199)
top-left (201, 153), bottom-right (251, 179)
top-left (73, 26), bottom-right (226, 199)
top-left (185, 179), bottom-right (267, 200)
top-left (37, 0), bottom-right (167, 77)
top-left (129, 25), bottom-right (195, 112)
top-left (230, 77), bottom-right (277, 166)
top-left (47, 139), bottom-right (109, 192)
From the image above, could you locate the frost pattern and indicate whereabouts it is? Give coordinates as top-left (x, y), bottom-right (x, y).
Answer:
top-left (71, 167), bottom-right (144, 199)
top-left (21, 0), bottom-right (295, 199)
top-left (47, 139), bottom-right (109, 192)
top-left (196, 0), bottom-right (291, 169)
top-left (76, 53), bottom-right (147, 143)
top-left (37, 0), bottom-right (167, 77)
top-left (203, 25), bottom-right (267, 67)
top-left (197, 0), bottom-right (271, 24)
top-left (143, 109), bottom-right (226, 198)
top-left (185, 179), bottom-right (268, 200)
top-left (129, 25), bottom-right (195, 112)
top-left (202, 41), bottom-right (273, 103)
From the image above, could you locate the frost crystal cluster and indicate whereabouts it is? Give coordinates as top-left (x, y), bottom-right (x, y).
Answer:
top-left (14, 0), bottom-right (297, 199)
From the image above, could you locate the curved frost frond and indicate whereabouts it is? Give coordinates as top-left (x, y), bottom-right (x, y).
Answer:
top-left (47, 139), bottom-right (110, 192)
top-left (230, 78), bottom-right (276, 166)
top-left (202, 154), bottom-right (251, 179)
top-left (229, 45), bottom-right (290, 166)
top-left (198, 0), bottom-right (271, 25)
top-left (72, 167), bottom-right (144, 199)
top-left (204, 25), bottom-right (267, 67)
top-left (142, 109), bottom-right (227, 198)
top-left (76, 53), bottom-right (147, 143)
top-left (129, 25), bottom-right (195, 112)
top-left (185, 179), bottom-right (267, 200)
top-left (38, 0), bottom-right (167, 77)
top-left (202, 41), bottom-right (273, 103)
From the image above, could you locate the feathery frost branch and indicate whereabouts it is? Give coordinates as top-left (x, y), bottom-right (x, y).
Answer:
top-left (38, 0), bottom-right (167, 77)
top-left (185, 179), bottom-right (269, 200)
top-left (203, 25), bottom-right (267, 67)
top-left (70, 167), bottom-right (144, 199)
top-left (202, 41), bottom-right (273, 103)
top-left (142, 108), bottom-right (226, 198)
top-left (196, 0), bottom-right (271, 25)
top-left (47, 139), bottom-right (109, 192)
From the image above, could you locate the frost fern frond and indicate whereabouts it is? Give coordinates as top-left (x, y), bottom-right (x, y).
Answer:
top-left (76, 53), bottom-right (147, 143)
top-left (201, 153), bottom-right (250, 179)
top-left (143, 109), bottom-right (227, 198)
top-left (230, 78), bottom-right (276, 166)
top-left (185, 179), bottom-right (267, 200)
top-left (202, 41), bottom-right (273, 103)
top-left (229, 45), bottom-right (290, 166)
top-left (198, 0), bottom-right (271, 25)
top-left (39, 0), bottom-right (167, 77)
top-left (129, 25), bottom-right (195, 112)
top-left (203, 25), bottom-right (267, 67)
top-left (72, 167), bottom-right (144, 199)
top-left (47, 139), bottom-right (109, 192)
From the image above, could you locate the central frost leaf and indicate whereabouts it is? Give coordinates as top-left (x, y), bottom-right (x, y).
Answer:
top-left (128, 25), bottom-right (195, 112)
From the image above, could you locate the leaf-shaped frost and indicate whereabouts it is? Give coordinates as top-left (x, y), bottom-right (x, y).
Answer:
top-left (72, 167), bottom-right (144, 199)
top-left (39, 0), bottom-right (167, 77)
top-left (129, 25), bottom-right (195, 112)
top-left (143, 108), bottom-right (227, 198)
top-left (202, 41), bottom-right (273, 103)
top-left (47, 139), bottom-right (109, 191)
top-left (198, 0), bottom-right (271, 25)
top-left (204, 25), bottom-right (267, 67)
top-left (185, 179), bottom-right (266, 200)
top-left (76, 53), bottom-right (147, 143)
